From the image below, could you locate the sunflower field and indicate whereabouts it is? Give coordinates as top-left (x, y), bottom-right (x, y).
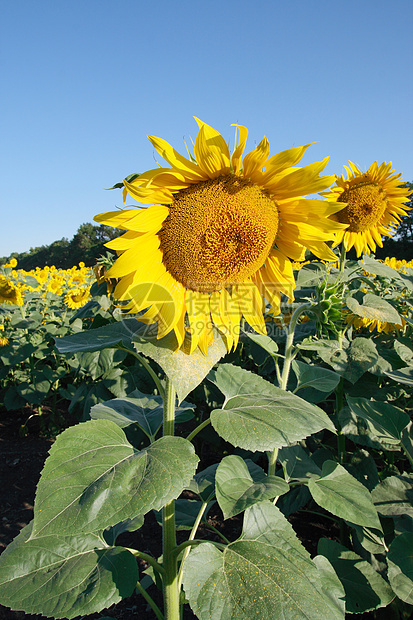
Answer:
top-left (1, 120), bottom-right (413, 620)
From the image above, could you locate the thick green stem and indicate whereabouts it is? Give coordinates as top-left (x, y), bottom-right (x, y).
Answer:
top-left (338, 243), bottom-right (347, 347)
top-left (279, 302), bottom-right (312, 391)
top-left (335, 378), bottom-right (346, 465)
top-left (162, 378), bottom-right (180, 619)
top-left (267, 448), bottom-right (278, 477)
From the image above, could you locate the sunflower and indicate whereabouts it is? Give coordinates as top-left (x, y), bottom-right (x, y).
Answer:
top-left (323, 161), bottom-right (412, 257)
top-left (64, 287), bottom-right (91, 309)
top-left (95, 119), bottom-right (346, 354)
top-left (345, 312), bottom-right (406, 335)
top-left (0, 276), bottom-right (23, 306)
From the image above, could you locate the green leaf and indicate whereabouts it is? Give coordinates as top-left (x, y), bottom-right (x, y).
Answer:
top-left (215, 456), bottom-right (289, 518)
top-left (278, 444), bottom-right (322, 482)
top-left (31, 419), bottom-right (199, 537)
top-left (317, 538), bottom-right (394, 613)
top-left (0, 524), bottom-right (138, 619)
top-left (343, 337), bottom-right (379, 383)
top-left (209, 365), bottom-right (335, 451)
top-left (394, 340), bottom-right (413, 365)
top-left (183, 502), bottom-right (345, 620)
top-left (90, 390), bottom-right (194, 439)
top-left (308, 461), bottom-right (381, 529)
top-left (339, 406), bottom-right (401, 451)
top-left (55, 318), bottom-right (142, 353)
top-left (345, 449), bottom-right (379, 492)
top-left (292, 360), bottom-right (341, 393)
top-left (295, 262), bottom-right (327, 287)
top-left (360, 254), bottom-right (413, 291)
top-left (76, 348), bottom-right (126, 380)
top-left (132, 329), bottom-right (226, 403)
top-left (385, 366), bottom-right (413, 386)
top-left (371, 474), bottom-right (413, 517)
top-left (346, 293), bottom-right (402, 324)
top-left (387, 532), bottom-right (413, 604)
top-left (401, 422), bottom-right (413, 464)
top-left (243, 332), bottom-right (280, 358)
top-left (347, 396), bottom-right (410, 441)
top-left (296, 339), bottom-right (349, 374)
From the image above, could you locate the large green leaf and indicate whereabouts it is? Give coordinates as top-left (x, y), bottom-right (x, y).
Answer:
top-left (346, 294), bottom-right (402, 324)
top-left (296, 339), bottom-right (349, 374)
top-left (360, 255), bottom-right (413, 291)
top-left (31, 419), bottom-right (199, 537)
top-left (339, 406), bottom-right (401, 452)
top-left (209, 364), bottom-right (335, 451)
top-left (215, 456), bottom-right (289, 518)
top-left (318, 538), bottom-right (394, 613)
top-left (0, 524), bottom-right (138, 619)
top-left (133, 329), bottom-right (227, 402)
top-left (343, 337), bottom-right (379, 383)
top-left (76, 348), bottom-right (126, 380)
top-left (292, 360), bottom-right (341, 393)
top-left (346, 396), bottom-right (410, 441)
top-left (371, 474), bottom-right (413, 517)
top-left (55, 319), bottom-right (142, 353)
top-left (183, 502), bottom-right (345, 620)
top-left (387, 532), bottom-right (413, 604)
top-left (308, 461), bottom-right (381, 529)
top-left (278, 444), bottom-right (322, 482)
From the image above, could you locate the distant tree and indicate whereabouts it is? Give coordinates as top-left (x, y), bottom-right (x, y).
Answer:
top-left (375, 182), bottom-right (413, 260)
top-left (1, 224), bottom-right (120, 269)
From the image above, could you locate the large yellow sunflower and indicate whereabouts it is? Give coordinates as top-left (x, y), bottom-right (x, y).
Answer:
top-left (95, 119), bottom-right (346, 354)
top-left (323, 161), bottom-right (412, 257)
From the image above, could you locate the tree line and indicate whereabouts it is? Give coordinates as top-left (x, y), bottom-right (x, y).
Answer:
top-left (1, 223), bottom-right (120, 270)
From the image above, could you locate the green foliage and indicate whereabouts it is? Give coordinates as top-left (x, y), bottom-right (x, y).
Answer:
top-left (1, 251), bottom-right (413, 619)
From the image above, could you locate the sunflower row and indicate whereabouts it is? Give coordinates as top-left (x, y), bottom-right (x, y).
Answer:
top-left (0, 261), bottom-right (94, 310)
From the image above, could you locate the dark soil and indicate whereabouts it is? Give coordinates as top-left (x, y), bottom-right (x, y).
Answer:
top-left (0, 406), bottom-right (395, 619)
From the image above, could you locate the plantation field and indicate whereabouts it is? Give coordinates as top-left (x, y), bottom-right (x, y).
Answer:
top-left (1, 253), bottom-right (413, 619)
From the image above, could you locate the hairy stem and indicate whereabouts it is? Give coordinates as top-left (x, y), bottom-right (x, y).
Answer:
top-left (162, 378), bottom-right (180, 619)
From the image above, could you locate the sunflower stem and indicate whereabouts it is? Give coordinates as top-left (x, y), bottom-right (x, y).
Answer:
top-left (186, 417), bottom-right (211, 442)
top-left (162, 377), bottom-right (180, 620)
top-left (135, 581), bottom-right (165, 620)
top-left (279, 302), bottom-right (312, 391)
top-left (177, 501), bottom-right (208, 591)
top-left (267, 448), bottom-right (278, 476)
top-left (338, 243), bottom-right (347, 347)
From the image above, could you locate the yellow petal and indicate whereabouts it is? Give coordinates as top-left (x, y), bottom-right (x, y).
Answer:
top-left (106, 234), bottom-right (161, 278)
top-left (230, 124), bottom-right (248, 174)
top-left (242, 137), bottom-right (270, 179)
top-left (147, 135), bottom-right (206, 181)
top-left (233, 281), bottom-right (266, 334)
top-left (194, 119), bottom-right (231, 177)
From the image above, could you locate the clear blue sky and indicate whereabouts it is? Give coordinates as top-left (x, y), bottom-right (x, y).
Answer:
top-left (1, 0), bottom-right (412, 258)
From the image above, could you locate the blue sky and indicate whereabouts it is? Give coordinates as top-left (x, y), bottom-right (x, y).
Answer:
top-left (1, 0), bottom-right (412, 258)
